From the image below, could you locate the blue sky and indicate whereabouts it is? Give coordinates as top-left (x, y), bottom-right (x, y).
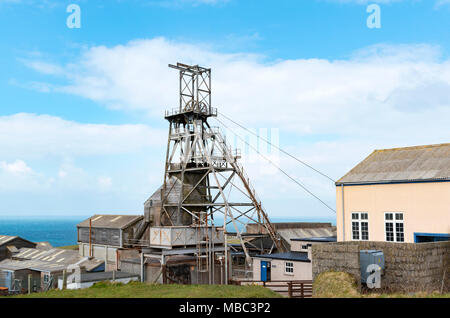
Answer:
top-left (0, 0), bottom-right (449, 219)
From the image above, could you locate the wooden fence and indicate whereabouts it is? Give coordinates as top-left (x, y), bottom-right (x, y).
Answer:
top-left (232, 280), bottom-right (313, 298)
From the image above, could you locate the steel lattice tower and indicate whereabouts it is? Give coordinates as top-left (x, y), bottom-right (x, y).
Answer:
top-left (142, 63), bottom-right (284, 282)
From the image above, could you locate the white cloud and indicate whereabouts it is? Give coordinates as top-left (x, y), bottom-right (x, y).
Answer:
top-left (148, 0), bottom-right (229, 8)
top-left (19, 59), bottom-right (64, 75)
top-left (0, 114), bottom-right (168, 213)
top-left (322, 0), bottom-right (449, 7)
top-left (0, 160), bottom-right (33, 175)
top-left (0, 113), bottom-right (166, 159)
top-left (14, 38), bottom-right (450, 216)
top-left (323, 0), bottom-right (403, 3)
top-left (98, 176), bottom-right (113, 189)
top-left (0, 113), bottom-right (167, 212)
top-left (58, 169), bottom-right (67, 178)
top-left (22, 38), bottom-right (450, 139)
top-left (435, 0), bottom-right (450, 7)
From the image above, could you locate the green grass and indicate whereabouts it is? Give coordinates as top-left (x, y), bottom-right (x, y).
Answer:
top-left (313, 271), bottom-right (360, 298)
top-left (57, 245), bottom-right (79, 250)
top-left (313, 271), bottom-right (450, 298)
top-left (363, 291), bottom-right (450, 298)
top-left (10, 281), bottom-right (281, 298)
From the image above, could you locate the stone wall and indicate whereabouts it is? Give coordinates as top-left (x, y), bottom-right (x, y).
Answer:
top-left (312, 241), bottom-right (450, 292)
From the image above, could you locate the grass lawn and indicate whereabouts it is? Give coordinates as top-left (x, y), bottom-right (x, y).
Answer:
top-left (10, 281), bottom-right (282, 298)
top-left (57, 245), bottom-right (79, 250)
top-left (313, 271), bottom-right (450, 298)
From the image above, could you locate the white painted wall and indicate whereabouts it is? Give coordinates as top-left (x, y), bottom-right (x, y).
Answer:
top-left (57, 277), bottom-right (138, 290)
top-left (252, 258), bottom-right (312, 281)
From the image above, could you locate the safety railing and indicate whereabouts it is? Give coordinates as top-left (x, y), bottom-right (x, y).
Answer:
top-left (165, 105), bottom-right (217, 117)
top-left (232, 280), bottom-right (313, 298)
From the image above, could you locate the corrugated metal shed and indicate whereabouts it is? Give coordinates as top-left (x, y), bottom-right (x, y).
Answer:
top-left (337, 143), bottom-right (450, 185)
top-left (77, 215), bottom-right (143, 229)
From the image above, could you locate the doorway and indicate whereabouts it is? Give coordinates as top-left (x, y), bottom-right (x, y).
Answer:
top-left (260, 261), bottom-right (271, 282)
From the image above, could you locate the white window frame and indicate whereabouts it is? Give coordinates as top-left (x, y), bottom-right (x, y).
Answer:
top-left (285, 261), bottom-right (294, 275)
top-left (351, 212), bottom-right (369, 241)
top-left (384, 212), bottom-right (404, 242)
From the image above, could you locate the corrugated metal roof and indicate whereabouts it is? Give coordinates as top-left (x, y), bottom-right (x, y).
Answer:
top-left (5, 247), bottom-right (104, 273)
top-left (35, 242), bottom-right (53, 250)
top-left (277, 227), bottom-right (336, 244)
top-left (0, 259), bottom-right (67, 272)
top-left (254, 252), bottom-right (310, 262)
top-left (291, 236), bottom-right (337, 242)
top-left (0, 235), bottom-right (16, 245)
top-left (77, 214), bottom-right (143, 229)
top-left (337, 143), bottom-right (450, 185)
top-left (0, 235), bottom-right (35, 247)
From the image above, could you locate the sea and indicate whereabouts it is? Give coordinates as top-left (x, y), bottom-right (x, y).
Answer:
top-left (0, 215), bottom-right (335, 247)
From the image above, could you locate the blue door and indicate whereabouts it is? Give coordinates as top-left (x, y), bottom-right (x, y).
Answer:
top-left (260, 261), bottom-right (271, 281)
top-left (261, 261), bottom-right (268, 281)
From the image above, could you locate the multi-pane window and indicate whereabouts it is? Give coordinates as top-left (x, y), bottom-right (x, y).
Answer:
top-left (351, 212), bottom-right (369, 241)
top-left (285, 262), bottom-right (294, 274)
top-left (385, 212), bottom-right (404, 242)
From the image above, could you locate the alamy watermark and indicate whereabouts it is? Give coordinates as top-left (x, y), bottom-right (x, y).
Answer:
top-left (66, 4), bottom-right (81, 29)
top-left (367, 4), bottom-right (381, 29)
top-left (366, 263), bottom-right (382, 289)
top-left (222, 127), bottom-right (281, 175)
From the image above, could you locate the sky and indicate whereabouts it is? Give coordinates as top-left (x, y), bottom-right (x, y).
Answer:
top-left (0, 0), bottom-right (449, 220)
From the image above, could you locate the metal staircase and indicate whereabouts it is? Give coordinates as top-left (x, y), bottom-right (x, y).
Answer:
top-left (214, 130), bottom-right (284, 252)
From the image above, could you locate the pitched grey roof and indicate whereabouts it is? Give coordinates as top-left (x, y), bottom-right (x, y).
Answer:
top-left (0, 235), bottom-right (16, 246)
top-left (0, 258), bottom-right (67, 272)
top-left (291, 236), bottom-right (337, 243)
top-left (336, 143), bottom-right (450, 185)
top-left (0, 235), bottom-right (35, 247)
top-left (2, 247), bottom-right (104, 273)
top-left (277, 227), bottom-right (336, 244)
top-left (254, 252), bottom-right (310, 262)
top-left (77, 214), bottom-right (143, 229)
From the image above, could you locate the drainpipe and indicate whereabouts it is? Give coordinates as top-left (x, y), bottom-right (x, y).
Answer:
top-left (341, 184), bottom-right (345, 242)
top-left (140, 251), bottom-right (144, 283)
top-left (89, 218), bottom-right (92, 258)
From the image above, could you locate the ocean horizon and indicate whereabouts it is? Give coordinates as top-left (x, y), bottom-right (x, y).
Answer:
top-left (0, 215), bottom-right (336, 247)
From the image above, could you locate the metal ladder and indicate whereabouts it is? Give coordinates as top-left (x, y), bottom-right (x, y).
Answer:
top-left (196, 211), bottom-right (210, 274)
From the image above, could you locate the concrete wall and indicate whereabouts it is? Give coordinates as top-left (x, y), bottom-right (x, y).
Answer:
top-left (79, 243), bottom-right (117, 267)
top-left (312, 241), bottom-right (450, 292)
top-left (253, 258), bottom-right (312, 281)
top-left (336, 182), bottom-right (450, 242)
